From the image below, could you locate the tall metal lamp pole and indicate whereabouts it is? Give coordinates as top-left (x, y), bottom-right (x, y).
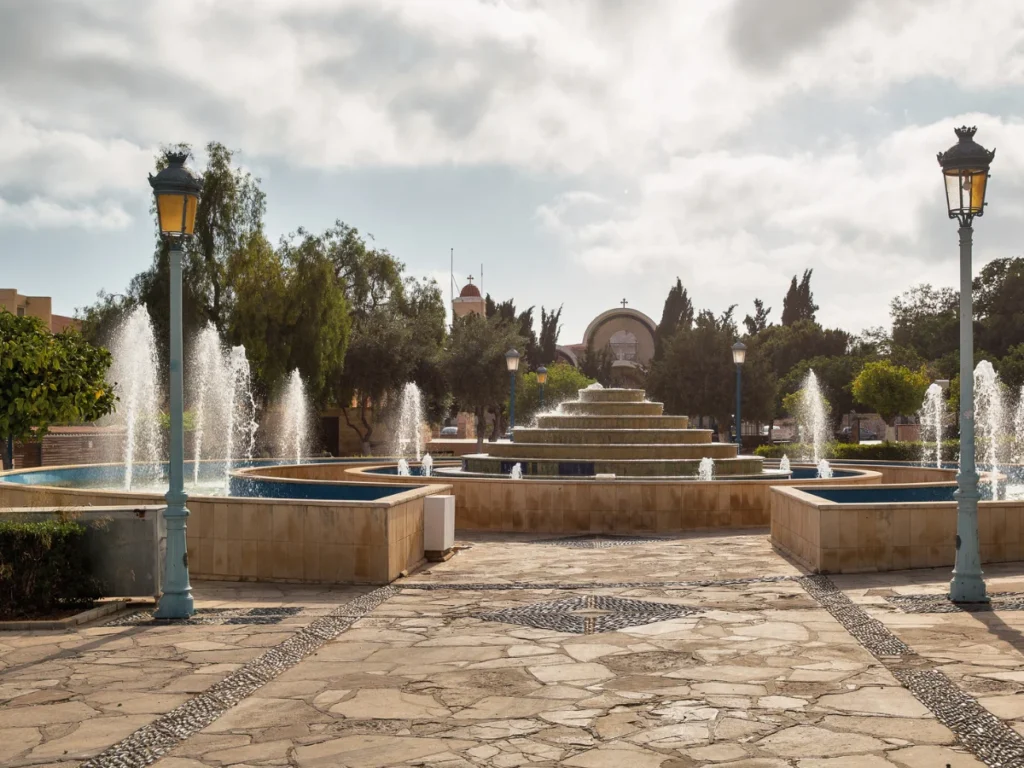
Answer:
top-left (150, 152), bottom-right (202, 619)
top-left (505, 349), bottom-right (520, 441)
top-left (938, 126), bottom-right (995, 604)
top-left (731, 342), bottom-right (746, 451)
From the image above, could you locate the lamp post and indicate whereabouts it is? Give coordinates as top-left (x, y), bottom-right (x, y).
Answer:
top-left (150, 152), bottom-right (202, 619)
top-left (537, 366), bottom-right (548, 409)
top-left (938, 126), bottom-right (995, 604)
top-left (505, 349), bottom-right (520, 440)
top-left (731, 342), bottom-right (746, 450)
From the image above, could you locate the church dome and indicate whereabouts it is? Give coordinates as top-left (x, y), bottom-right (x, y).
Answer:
top-left (460, 283), bottom-right (481, 298)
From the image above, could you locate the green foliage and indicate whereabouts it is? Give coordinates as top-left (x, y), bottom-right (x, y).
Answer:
top-left (579, 336), bottom-right (614, 386)
top-left (781, 269), bottom-right (818, 326)
top-left (0, 313), bottom-right (116, 447)
top-left (444, 314), bottom-right (525, 448)
top-left (743, 298), bottom-right (772, 336)
top-left (781, 389), bottom-right (830, 419)
top-left (852, 360), bottom-right (931, 426)
top-left (890, 284), bottom-right (959, 363)
top-left (757, 320), bottom-right (850, 380)
top-left (755, 440), bottom-right (960, 463)
top-left (516, 363), bottom-right (595, 424)
top-left (654, 278), bottom-right (694, 359)
top-left (158, 410), bottom-right (198, 433)
top-left (538, 305), bottom-right (562, 366)
top-left (975, 257), bottom-right (1024, 358)
top-left (0, 519), bottom-right (103, 619)
top-left (778, 355), bottom-right (862, 427)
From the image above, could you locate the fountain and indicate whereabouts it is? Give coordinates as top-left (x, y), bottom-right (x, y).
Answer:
top-left (975, 361), bottom-right (1006, 500)
top-left (509, 463), bottom-right (523, 479)
top-left (817, 459), bottom-right (833, 479)
top-left (190, 324), bottom-right (259, 489)
top-left (918, 383), bottom-right (946, 469)
top-left (421, 453), bottom-right (433, 477)
top-left (397, 458), bottom-right (411, 476)
top-left (698, 457), bottom-right (715, 481)
top-left (393, 382), bottom-right (424, 461)
top-left (107, 306), bottom-right (162, 490)
top-left (1014, 386), bottom-right (1024, 465)
top-left (280, 370), bottom-right (311, 464)
top-left (780, 455), bottom-right (791, 473)
top-left (796, 370), bottom-right (831, 464)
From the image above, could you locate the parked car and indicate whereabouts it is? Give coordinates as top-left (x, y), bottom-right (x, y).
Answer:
top-left (440, 426), bottom-right (458, 438)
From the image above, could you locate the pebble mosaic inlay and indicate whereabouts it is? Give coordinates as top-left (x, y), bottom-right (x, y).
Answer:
top-left (476, 593), bottom-right (702, 634)
top-left (536, 534), bottom-right (667, 548)
top-left (886, 591), bottom-right (1024, 613)
top-left (78, 586), bottom-right (396, 768)
top-left (403, 574), bottom-right (794, 591)
top-left (104, 605), bottom-right (310, 626)
top-left (798, 575), bottom-right (1024, 767)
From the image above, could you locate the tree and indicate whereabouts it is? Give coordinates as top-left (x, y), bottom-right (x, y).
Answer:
top-left (0, 314), bottom-right (116, 468)
top-left (852, 360), bottom-right (930, 438)
top-left (538, 305), bottom-right (563, 365)
top-left (738, 338), bottom-right (777, 429)
top-left (579, 336), bottom-right (613, 386)
top-left (778, 354), bottom-right (866, 429)
top-left (743, 298), bottom-right (772, 336)
top-left (444, 314), bottom-right (525, 451)
top-left (890, 284), bottom-right (959, 363)
top-left (654, 278), bottom-right (694, 359)
top-left (781, 269), bottom-right (818, 326)
top-left (758, 320), bottom-right (850, 381)
top-left (975, 257), bottom-right (1024, 358)
top-left (515, 363), bottom-right (595, 425)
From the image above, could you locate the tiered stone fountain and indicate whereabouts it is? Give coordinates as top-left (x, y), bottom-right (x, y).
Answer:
top-left (459, 386), bottom-right (764, 478)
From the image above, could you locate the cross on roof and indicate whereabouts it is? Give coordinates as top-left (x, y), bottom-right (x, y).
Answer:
top-left (620, 298), bottom-right (628, 308)
top-left (467, 275), bottom-right (475, 283)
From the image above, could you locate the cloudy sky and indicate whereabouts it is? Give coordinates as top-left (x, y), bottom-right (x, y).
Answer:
top-left (3, 0), bottom-right (1024, 342)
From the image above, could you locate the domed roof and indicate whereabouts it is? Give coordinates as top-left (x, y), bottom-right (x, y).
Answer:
top-left (460, 283), bottom-right (481, 298)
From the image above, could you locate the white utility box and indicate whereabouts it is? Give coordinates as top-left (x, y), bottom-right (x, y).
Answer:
top-left (424, 495), bottom-right (456, 561)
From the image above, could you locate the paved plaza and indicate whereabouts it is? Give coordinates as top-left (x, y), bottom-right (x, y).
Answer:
top-left (6, 531), bottom-right (1024, 766)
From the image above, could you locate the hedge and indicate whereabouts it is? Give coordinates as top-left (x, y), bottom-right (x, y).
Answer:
top-left (0, 519), bottom-right (103, 619)
top-left (754, 441), bottom-right (960, 463)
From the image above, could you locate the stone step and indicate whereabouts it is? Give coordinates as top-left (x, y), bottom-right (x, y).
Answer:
top-left (536, 414), bottom-right (689, 430)
top-left (578, 387), bottom-right (647, 403)
top-left (559, 401), bottom-right (664, 416)
top-left (513, 428), bottom-right (712, 445)
top-left (487, 441), bottom-right (738, 461)
top-left (461, 454), bottom-right (763, 478)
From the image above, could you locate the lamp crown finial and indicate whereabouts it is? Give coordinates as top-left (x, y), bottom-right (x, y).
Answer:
top-left (955, 125), bottom-right (978, 141)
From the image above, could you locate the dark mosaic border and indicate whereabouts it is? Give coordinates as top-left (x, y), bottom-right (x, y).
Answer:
top-left (79, 586), bottom-right (396, 768)
top-left (105, 606), bottom-right (312, 627)
top-left (535, 534), bottom-right (668, 548)
top-left (886, 592), bottom-right (1024, 614)
top-left (402, 575), bottom-right (794, 591)
top-left (477, 594), bottom-right (702, 634)
top-left (797, 575), bottom-right (1024, 767)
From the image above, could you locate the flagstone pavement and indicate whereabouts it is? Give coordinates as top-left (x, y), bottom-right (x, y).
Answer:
top-left (7, 530), bottom-right (1024, 766)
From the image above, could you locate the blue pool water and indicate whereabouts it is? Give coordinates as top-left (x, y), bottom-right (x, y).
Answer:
top-left (804, 485), bottom-right (957, 504)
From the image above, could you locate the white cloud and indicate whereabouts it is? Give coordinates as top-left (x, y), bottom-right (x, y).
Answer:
top-left (0, 197), bottom-right (132, 231)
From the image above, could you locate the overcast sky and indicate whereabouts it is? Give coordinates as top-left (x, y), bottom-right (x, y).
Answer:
top-left (3, 0), bottom-right (1024, 342)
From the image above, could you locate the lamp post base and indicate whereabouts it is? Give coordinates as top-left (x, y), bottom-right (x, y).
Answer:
top-left (949, 573), bottom-right (989, 604)
top-left (154, 504), bottom-right (195, 619)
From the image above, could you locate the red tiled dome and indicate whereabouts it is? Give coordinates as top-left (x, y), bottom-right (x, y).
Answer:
top-left (460, 283), bottom-right (481, 298)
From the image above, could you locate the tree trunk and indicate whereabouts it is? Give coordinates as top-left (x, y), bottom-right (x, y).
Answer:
top-left (340, 407), bottom-right (369, 455)
top-left (359, 402), bottom-right (374, 455)
top-left (475, 406), bottom-right (485, 453)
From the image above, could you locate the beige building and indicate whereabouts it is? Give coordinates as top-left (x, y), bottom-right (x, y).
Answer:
top-left (452, 276), bottom-right (485, 318)
top-left (0, 289), bottom-right (79, 333)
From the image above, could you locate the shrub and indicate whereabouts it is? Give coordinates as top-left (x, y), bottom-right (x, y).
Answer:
top-left (0, 519), bottom-right (103, 619)
top-left (755, 441), bottom-right (960, 463)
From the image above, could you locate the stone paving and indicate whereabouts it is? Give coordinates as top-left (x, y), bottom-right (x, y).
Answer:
top-left (8, 531), bottom-right (1024, 765)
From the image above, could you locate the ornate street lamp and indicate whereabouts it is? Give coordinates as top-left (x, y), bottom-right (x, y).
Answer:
top-left (149, 151), bottom-right (202, 619)
top-left (732, 342), bottom-right (746, 450)
top-left (938, 126), bottom-right (995, 604)
top-left (505, 349), bottom-right (520, 439)
top-left (537, 366), bottom-right (548, 409)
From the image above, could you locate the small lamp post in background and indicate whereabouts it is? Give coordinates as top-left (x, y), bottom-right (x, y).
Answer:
top-left (505, 349), bottom-right (520, 440)
top-left (537, 366), bottom-right (548, 410)
top-left (938, 125), bottom-right (995, 604)
top-left (149, 151), bottom-right (202, 619)
top-left (731, 342), bottom-right (746, 451)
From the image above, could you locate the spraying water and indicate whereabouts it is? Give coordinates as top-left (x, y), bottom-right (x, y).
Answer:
top-left (397, 458), bottom-right (411, 476)
top-left (817, 459), bottom-right (833, 479)
top-left (780, 455), bottom-right (791, 473)
top-left (280, 370), bottom-right (310, 464)
top-left (509, 462), bottom-right (523, 479)
top-left (918, 383), bottom-right (946, 469)
top-left (1013, 386), bottom-right (1024, 465)
top-left (393, 382), bottom-right (424, 460)
top-left (421, 453), bottom-right (433, 477)
top-left (190, 324), bottom-right (259, 489)
top-left (698, 457), bottom-right (715, 481)
top-left (797, 370), bottom-right (831, 464)
top-left (975, 361), bottom-right (1006, 500)
top-left (108, 306), bottom-right (162, 490)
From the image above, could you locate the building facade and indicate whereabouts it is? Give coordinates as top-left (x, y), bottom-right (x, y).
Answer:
top-left (0, 289), bottom-right (80, 333)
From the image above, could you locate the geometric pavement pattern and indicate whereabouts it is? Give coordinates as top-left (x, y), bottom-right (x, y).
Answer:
top-left (476, 594), bottom-right (702, 634)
